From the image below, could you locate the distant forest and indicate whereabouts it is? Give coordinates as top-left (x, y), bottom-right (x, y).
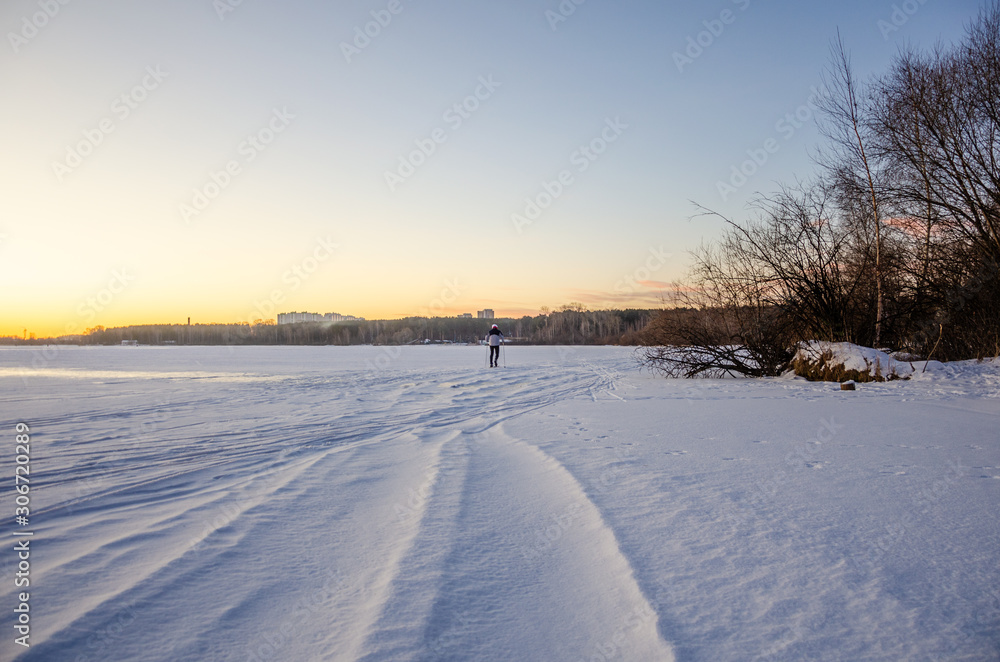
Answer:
top-left (3, 309), bottom-right (655, 347)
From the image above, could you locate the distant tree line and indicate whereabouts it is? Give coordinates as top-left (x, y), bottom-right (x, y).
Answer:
top-left (4, 309), bottom-right (653, 347)
top-left (642, 6), bottom-right (1000, 377)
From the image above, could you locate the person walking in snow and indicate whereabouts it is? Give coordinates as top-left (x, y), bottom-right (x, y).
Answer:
top-left (486, 324), bottom-right (504, 367)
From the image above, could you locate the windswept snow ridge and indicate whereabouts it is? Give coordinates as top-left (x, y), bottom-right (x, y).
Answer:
top-left (1, 345), bottom-right (997, 661)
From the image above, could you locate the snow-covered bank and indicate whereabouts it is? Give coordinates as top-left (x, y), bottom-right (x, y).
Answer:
top-left (1, 346), bottom-right (997, 660)
top-left (792, 341), bottom-right (917, 382)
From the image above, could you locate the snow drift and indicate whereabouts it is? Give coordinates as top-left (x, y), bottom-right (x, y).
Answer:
top-left (792, 341), bottom-right (917, 382)
top-left (0, 345), bottom-right (997, 660)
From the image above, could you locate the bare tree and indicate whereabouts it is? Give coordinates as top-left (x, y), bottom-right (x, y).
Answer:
top-left (639, 184), bottom-right (866, 377)
top-left (866, 3), bottom-right (1000, 357)
top-left (641, 8), bottom-right (1000, 375)
top-left (871, 6), bottom-right (1000, 259)
top-left (815, 33), bottom-right (888, 347)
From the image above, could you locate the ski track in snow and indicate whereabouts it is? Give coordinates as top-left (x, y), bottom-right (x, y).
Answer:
top-left (0, 347), bottom-right (672, 661)
top-left (0, 346), bottom-right (998, 661)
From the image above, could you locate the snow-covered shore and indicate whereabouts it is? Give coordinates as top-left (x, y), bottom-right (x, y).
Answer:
top-left (1, 345), bottom-right (997, 660)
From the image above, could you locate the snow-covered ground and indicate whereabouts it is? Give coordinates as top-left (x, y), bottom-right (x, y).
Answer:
top-left (1, 345), bottom-right (998, 661)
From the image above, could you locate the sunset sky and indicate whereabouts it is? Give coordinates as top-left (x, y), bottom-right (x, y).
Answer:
top-left (0, 0), bottom-right (985, 338)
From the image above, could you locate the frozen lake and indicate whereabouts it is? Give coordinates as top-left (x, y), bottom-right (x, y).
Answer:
top-left (1, 345), bottom-right (998, 660)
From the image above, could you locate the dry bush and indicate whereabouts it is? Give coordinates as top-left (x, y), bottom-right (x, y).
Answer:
top-left (790, 349), bottom-right (886, 383)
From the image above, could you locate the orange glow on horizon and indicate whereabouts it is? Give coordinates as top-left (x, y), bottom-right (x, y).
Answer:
top-left (1, 306), bottom-right (537, 339)
top-left (2, 294), bottom-right (672, 339)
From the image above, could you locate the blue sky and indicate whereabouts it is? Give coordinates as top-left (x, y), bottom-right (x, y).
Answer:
top-left (0, 0), bottom-right (987, 336)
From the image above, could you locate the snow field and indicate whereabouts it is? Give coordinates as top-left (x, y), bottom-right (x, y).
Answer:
top-left (0, 345), bottom-right (997, 660)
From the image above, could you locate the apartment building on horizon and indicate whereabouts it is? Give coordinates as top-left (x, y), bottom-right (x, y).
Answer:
top-left (276, 311), bottom-right (364, 325)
